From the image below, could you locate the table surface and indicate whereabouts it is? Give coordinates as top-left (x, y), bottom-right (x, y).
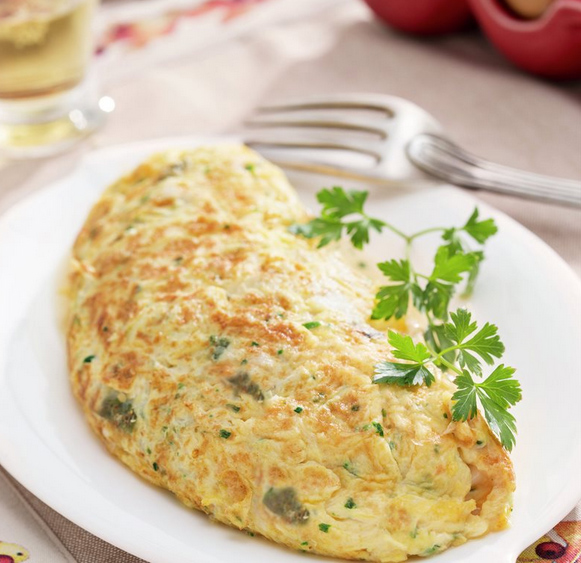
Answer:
top-left (0, 1), bottom-right (580, 562)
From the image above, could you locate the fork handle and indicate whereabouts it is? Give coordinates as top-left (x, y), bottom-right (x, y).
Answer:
top-left (407, 133), bottom-right (581, 207)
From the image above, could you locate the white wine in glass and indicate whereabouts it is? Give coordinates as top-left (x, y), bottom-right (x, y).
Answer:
top-left (0, 0), bottom-right (110, 158)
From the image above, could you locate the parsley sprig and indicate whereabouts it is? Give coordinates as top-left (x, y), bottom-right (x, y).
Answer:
top-left (291, 187), bottom-right (521, 450)
top-left (289, 187), bottom-right (388, 249)
top-left (374, 311), bottom-right (521, 450)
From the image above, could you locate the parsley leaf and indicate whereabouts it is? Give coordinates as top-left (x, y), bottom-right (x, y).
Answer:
top-left (346, 217), bottom-right (385, 249)
top-left (477, 364), bottom-right (522, 409)
top-left (463, 250), bottom-right (484, 297)
top-left (372, 284), bottom-right (411, 320)
top-left (441, 227), bottom-right (463, 254)
top-left (452, 365), bottom-right (521, 450)
top-left (462, 208), bottom-right (498, 244)
top-left (371, 260), bottom-right (414, 320)
top-left (415, 247), bottom-right (478, 320)
top-left (431, 247), bottom-right (476, 284)
top-left (289, 218), bottom-right (343, 248)
top-left (374, 362), bottom-right (435, 387)
top-left (437, 309), bottom-right (505, 375)
top-left (420, 280), bottom-right (454, 320)
top-left (377, 259), bottom-right (411, 282)
top-left (461, 322), bottom-right (505, 364)
top-left (445, 310), bottom-right (504, 374)
top-left (373, 331), bottom-right (436, 387)
top-left (444, 308), bottom-right (477, 343)
top-left (439, 207), bottom-right (496, 295)
top-left (290, 187), bottom-right (385, 250)
top-left (480, 397), bottom-right (517, 452)
top-left (387, 331), bottom-right (431, 363)
top-left (424, 323), bottom-right (456, 367)
top-left (317, 186), bottom-right (367, 217)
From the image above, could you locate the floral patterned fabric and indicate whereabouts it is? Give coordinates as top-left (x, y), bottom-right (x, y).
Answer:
top-left (518, 508), bottom-right (581, 563)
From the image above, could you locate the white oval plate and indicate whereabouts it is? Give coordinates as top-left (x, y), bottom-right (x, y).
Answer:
top-left (0, 136), bottom-right (580, 563)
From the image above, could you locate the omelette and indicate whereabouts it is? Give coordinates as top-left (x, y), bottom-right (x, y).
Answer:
top-left (66, 145), bottom-right (515, 561)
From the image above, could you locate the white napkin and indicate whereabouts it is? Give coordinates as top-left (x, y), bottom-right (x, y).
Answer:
top-left (96, 0), bottom-right (345, 85)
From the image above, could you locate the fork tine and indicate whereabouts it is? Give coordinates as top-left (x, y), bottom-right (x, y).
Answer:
top-left (257, 101), bottom-right (395, 118)
top-left (244, 140), bottom-right (382, 162)
top-left (256, 157), bottom-right (402, 185)
top-left (245, 118), bottom-right (387, 139)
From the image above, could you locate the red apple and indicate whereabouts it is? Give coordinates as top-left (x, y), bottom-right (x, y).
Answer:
top-left (362, 0), bottom-right (473, 35)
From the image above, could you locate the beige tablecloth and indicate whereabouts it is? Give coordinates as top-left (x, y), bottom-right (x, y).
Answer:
top-left (0, 1), bottom-right (580, 562)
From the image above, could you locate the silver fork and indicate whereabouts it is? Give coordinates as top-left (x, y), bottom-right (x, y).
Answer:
top-left (243, 93), bottom-right (581, 207)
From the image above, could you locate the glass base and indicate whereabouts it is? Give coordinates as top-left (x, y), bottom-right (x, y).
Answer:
top-left (0, 79), bottom-right (113, 159)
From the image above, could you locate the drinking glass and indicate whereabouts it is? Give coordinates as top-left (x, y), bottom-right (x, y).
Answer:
top-left (0, 0), bottom-right (112, 158)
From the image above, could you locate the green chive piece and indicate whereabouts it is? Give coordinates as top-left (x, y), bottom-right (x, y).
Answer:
top-left (219, 429), bottom-right (232, 439)
top-left (371, 421), bottom-right (384, 437)
top-left (342, 461), bottom-right (358, 477)
top-left (344, 498), bottom-right (356, 509)
top-left (423, 545), bottom-right (441, 555)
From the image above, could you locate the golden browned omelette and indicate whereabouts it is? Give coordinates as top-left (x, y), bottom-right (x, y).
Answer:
top-left (66, 145), bottom-right (514, 561)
